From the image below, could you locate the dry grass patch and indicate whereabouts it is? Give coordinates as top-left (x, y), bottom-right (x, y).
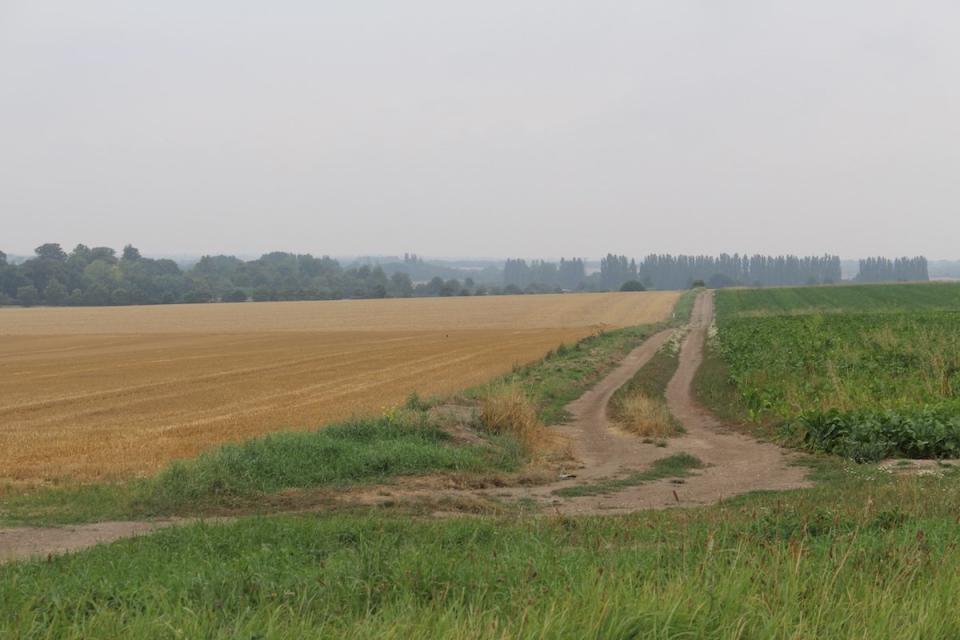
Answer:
top-left (478, 384), bottom-right (569, 458)
top-left (614, 392), bottom-right (676, 438)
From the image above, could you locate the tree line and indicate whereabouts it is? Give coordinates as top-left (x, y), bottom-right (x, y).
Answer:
top-left (0, 244), bottom-right (524, 307)
top-left (635, 254), bottom-right (843, 289)
top-left (503, 258), bottom-right (587, 290)
top-left (0, 244), bottom-right (932, 308)
top-left (855, 257), bottom-right (929, 283)
top-left (503, 253), bottom-right (844, 291)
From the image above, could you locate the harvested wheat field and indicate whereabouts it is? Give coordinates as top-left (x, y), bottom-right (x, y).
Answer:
top-left (0, 292), bottom-right (678, 482)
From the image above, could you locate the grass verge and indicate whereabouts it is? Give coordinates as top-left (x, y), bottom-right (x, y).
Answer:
top-left (0, 411), bottom-right (520, 527)
top-left (4, 464), bottom-right (960, 638)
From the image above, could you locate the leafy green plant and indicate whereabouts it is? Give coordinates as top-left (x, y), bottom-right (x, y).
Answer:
top-left (708, 283), bottom-right (960, 460)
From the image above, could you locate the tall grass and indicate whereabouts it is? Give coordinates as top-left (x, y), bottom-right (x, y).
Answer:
top-left (613, 393), bottom-right (675, 438)
top-left (478, 384), bottom-right (551, 456)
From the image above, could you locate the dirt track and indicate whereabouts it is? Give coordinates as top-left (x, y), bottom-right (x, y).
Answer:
top-left (0, 291), bottom-right (811, 562)
top-left (0, 519), bottom-right (184, 563)
top-left (471, 290), bottom-right (811, 513)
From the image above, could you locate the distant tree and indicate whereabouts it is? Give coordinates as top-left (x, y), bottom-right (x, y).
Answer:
top-left (122, 244), bottom-right (142, 261)
top-left (43, 278), bottom-right (68, 305)
top-left (503, 259), bottom-right (531, 287)
top-left (69, 244), bottom-right (92, 263)
top-left (252, 286), bottom-right (274, 302)
top-left (34, 243), bottom-right (67, 261)
top-left (856, 256), bottom-right (928, 283)
top-left (389, 272), bottom-right (414, 297)
top-left (706, 274), bottom-right (736, 288)
top-left (83, 260), bottom-right (117, 289)
top-left (619, 280), bottom-right (646, 292)
top-left (691, 279), bottom-right (706, 288)
top-left (423, 276), bottom-right (445, 296)
top-left (16, 285), bottom-right (39, 306)
top-left (222, 289), bottom-right (248, 303)
top-left (600, 254), bottom-right (637, 290)
top-left (89, 247), bottom-right (118, 264)
top-left (440, 279), bottom-right (461, 296)
top-left (84, 283), bottom-right (112, 306)
top-left (111, 288), bottom-right (131, 305)
top-left (182, 291), bottom-right (212, 303)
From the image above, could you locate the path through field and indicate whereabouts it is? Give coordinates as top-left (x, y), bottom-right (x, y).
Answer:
top-left (0, 291), bottom-right (810, 562)
top-left (475, 290), bottom-right (811, 514)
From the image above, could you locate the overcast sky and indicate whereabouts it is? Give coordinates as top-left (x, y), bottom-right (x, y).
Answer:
top-left (1, 2), bottom-right (958, 260)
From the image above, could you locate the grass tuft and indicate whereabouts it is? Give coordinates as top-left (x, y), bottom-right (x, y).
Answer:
top-left (614, 393), bottom-right (675, 438)
top-left (477, 384), bottom-right (549, 457)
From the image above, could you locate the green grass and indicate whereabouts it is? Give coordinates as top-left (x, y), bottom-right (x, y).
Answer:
top-left (143, 411), bottom-right (518, 509)
top-left (692, 337), bottom-right (752, 428)
top-left (4, 466), bottom-right (960, 638)
top-left (669, 287), bottom-right (700, 324)
top-left (553, 453), bottom-right (702, 497)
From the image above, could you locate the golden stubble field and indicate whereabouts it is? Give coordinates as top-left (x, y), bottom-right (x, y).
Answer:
top-left (0, 292), bottom-right (679, 482)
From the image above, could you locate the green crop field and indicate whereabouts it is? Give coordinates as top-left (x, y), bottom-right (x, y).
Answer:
top-left (715, 281), bottom-right (960, 316)
top-left (709, 284), bottom-right (960, 460)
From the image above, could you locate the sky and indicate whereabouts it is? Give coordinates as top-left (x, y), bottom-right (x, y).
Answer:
top-left (1, 1), bottom-right (958, 260)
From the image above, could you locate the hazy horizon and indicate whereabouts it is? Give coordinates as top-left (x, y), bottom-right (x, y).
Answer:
top-left (4, 247), bottom-right (959, 266)
top-left (3, 2), bottom-right (958, 258)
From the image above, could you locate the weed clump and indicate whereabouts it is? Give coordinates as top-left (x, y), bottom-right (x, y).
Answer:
top-left (479, 384), bottom-right (549, 456)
